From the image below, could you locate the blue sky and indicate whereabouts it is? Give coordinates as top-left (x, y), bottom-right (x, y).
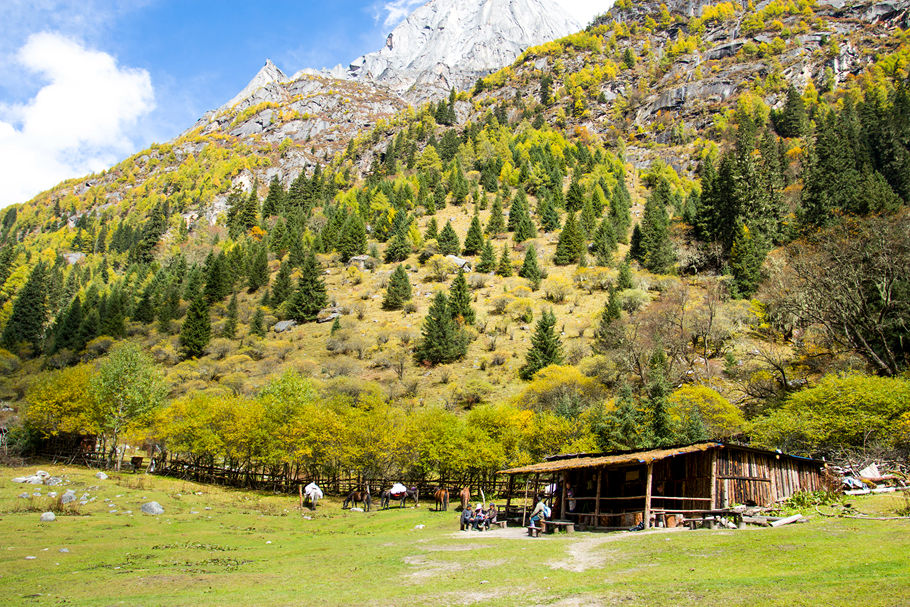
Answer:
top-left (0, 0), bottom-right (605, 207)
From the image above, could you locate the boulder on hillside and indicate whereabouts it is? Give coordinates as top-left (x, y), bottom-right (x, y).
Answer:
top-left (141, 502), bottom-right (164, 516)
top-left (40, 512), bottom-right (56, 522)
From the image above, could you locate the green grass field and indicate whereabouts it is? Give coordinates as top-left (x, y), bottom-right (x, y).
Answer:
top-left (1, 465), bottom-right (909, 606)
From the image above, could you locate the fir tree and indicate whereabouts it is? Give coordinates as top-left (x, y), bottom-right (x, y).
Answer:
top-left (728, 224), bottom-right (765, 298)
top-left (1, 261), bottom-right (47, 354)
top-left (616, 259), bottom-right (633, 290)
top-left (330, 316), bottom-right (342, 335)
top-left (646, 349), bottom-right (673, 446)
top-left (383, 265), bottom-right (412, 310)
top-left (222, 293), bottom-right (238, 338)
top-left (384, 230), bottom-right (412, 263)
top-left (204, 253), bottom-right (231, 303)
top-left (448, 269), bottom-right (475, 325)
top-left (496, 244), bottom-right (513, 277)
top-left (638, 184), bottom-right (676, 273)
top-left (512, 201), bottom-right (537, 244)
top-left (592, 288), bottom-right (623, 354)
top-left (261, 175), bottom-right (286, 217)
top-left (286, 249), bottom-right (328, 323)
top-left (52, 296), bottom-right (83, 353)
top-left (250, 307), bottom-right (266, 337)
top-left (591, 217), bottom-right (617, 266)
top-left (101, 288), bottom-right (126, 338)
top-left (424, 217), bottom-right (439, 242)
top-left (413, 291), bottom-right (468, 365)
top-left (271, 260), bottom-right (292, 306)
top-left (553, 212), bottom-right (582, 265)
top-left (774, 85), bottom-right (808, 139)
top-left (486, 193), bottom-right (506, 235)
top-left (337, 214), bottom-right (367, 263)
top-left (437, 220), bottom-right (460, 256)
top-left (580, 196), bottom-right (597, 237)
top-left (462, 214), bottom-right (484, 255)
top-left (477, 239), bottom-right (497, 273)
top-left (566, 174), bottom-right (585, 213)
top-left (538, 195), bottom-right (561, 232)
top-left (519, 309), bottom-right (563, 380)
top-left (610, 178), bottom-right (632, 242)
top-left (591, 183), bottom-right (608, 217)
top-left (179, 296), bottom-right (211, 359)
top-left (519, 244), bottom-right (542, 289)
top-left (158, 282), bottom-right (180, 333)
top-left (247, 243), bottom-right (269, 293)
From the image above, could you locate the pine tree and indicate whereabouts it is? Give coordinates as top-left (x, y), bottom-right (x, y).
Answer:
top-left (580, 196), bottom-right (597, 237)
top-left (237, 185), bottom-right (259, 235)
top-left (774, 85), bottom-right (808, 139)
top-left (487, 193), bottom-right (506, 235)
top-left (728, 224), bottom-right (765, 298)
top-left (591, 218), bottom-right (617, 266)
top-left (638, 184), bottom-right (676, 273)
top-left (519, 309), bottom-right (563, 380)
top-left (330, 316), bottom-right (342, 335)
top-left (247, 243), bottom-right (269, 293)
top-left (101, 288), bottom-right (126, 338)
top-left (1, 261), bottom-right (47, 354)
top-left (591, 183), bottom-right (608, 217)
top-left (496, 244), bottom-right (513, 277)
top-left (448, 269), bottom-right (475, 325)
top-left (610, 178), bottom-right (632, 242)
top-left (383, 265), bottom-right (412, 310)
top-left (592, 288), bottom-right (623, 354)
top-left (462, 214), bottom-right (484, 255)
top-left (646, 349), bottom-right (673, 446)
top-left (616, 259), bottom-right (633, 290)
top-left (424, 217), bottom-right (439, 242)
top-left (179, 296), bottom-right (211, 359)
top-left (261, 175), bottom-right (286, 217)
top-left (553, 212), bottom-right (582, 265)
top-left (158, 282), bottom-right (180, 333)
top-left (519, 244), bottom-right (542, 289)
top-left (222, 292), bottom-right (238, 338)
top-left (413, 291), bottom-right (468, 365)
top-left (538, 195), bottom-right (561, 232)
top-left (286, 249), bottom-right (328, 323)
top-left (437, 220), bottom-right (460, 256)
top-left (385, 230), bottom-right (412, 263)
top-left (132, 286), bottom-right (156, 325)
top-left (477, 239), bottom-right (497, 273)
top-left (204, 253), bottom-right (231, 303)
top-left (250, 306), bottom-right (266, 337)
top-left (271, 260), bottom-right (292, 306)
top-left (566, 174), bottom-right (585, 213)
top-left (337, 214), bottom-right (367, 263)
top-left (52, 296), bottom-right (83, 353)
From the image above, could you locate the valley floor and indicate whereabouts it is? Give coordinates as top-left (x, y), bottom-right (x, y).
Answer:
top-left (1, 465), bottom-right (908, 606)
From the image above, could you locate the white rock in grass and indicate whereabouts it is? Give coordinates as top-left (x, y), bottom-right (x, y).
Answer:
top-left (141, 502), bottom-right (164, 515)
top-left (40, 512), bottom-right (56, 522)
top-left (25, 556), bottom-right (36, 560)
top-left (61, 490), bottom-right (77, 504)
top-left (59, 548), bottom-right (70, 553)
top-left (95, 472), bottom-right (108, 480)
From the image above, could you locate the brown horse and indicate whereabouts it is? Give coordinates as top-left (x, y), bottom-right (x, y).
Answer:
top-left (459, 486), bottom-right (471, 511)
top-left (343, 487), bottom-right (371, 512)
top-left (433, 487), bottom-right (449, 511)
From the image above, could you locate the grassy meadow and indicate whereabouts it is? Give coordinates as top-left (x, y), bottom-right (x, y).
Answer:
top-left (1, 465), bottom-right (909, 606)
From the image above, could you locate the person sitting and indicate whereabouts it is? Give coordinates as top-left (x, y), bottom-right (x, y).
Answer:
top-left (460, 507), bottom-right (473, 531)
top-left (486, 503), bottom-right (499, 527)
top-left (472, 503), bottom-right (487, 531)
top-left (528, 495), bottom-right (551, 529)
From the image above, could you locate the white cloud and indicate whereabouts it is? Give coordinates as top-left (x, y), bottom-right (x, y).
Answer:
top-left (554, 0), bottom-right (615, 25)
top-left (376, 0), bottom-right (425, 29)
top-left (0, 33), bottom-right (154, 206)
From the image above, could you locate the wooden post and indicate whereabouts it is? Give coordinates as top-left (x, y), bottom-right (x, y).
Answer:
top-left (594, 467), bottom-right (602, 522)
top-left (710, 450), bottom-right (718, 509)
top-left (505, 474), bottom-right (514, 517)
top-left (644, 462), bottom-right (654, 530)
top-left (521, 475), bottom-right (531, 526)
top-left (560, 472), bottom-right (568, 520)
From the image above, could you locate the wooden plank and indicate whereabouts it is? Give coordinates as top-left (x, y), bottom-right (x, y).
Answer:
top-left (595, 467), bottom-right (602, 518)
top-left (770, 513), bottom-right (804, 527)
top-left (644, 462), bottom-right (653, 530)
top-left (710, 450), bottom-right (718, 509)
top-left (717, 475), bottom-right (772, 482)
top-left (560, 472), bottom-right (567, 520)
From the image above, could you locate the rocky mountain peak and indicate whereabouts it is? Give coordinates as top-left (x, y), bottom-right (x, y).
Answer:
top-left (347, 0), bottom-right (585, 100)
top-left (223, 59), bottom-right (287, 110)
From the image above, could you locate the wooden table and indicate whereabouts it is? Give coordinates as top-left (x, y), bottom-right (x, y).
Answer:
top-left (541, 520), bottom-right (575, 534)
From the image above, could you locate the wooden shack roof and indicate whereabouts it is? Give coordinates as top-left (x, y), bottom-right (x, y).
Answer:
top-left (498, 442), bottom-right (825, 475)
top-left (498, 442), bottom-right (722, 475)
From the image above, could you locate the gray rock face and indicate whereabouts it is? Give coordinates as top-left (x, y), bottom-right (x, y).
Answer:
top-left (347, 0), bottom-right (583, 100)
top-left (141, 502), bottom-right (165, 515)
top-left (61, 490), bottom-right (77, 505)
top-left (223, 59), bottom-right (287, 110)
top-left (40, 512), bottom-right (56, 522)
top-left (95, 472), bottom-right (108, 480)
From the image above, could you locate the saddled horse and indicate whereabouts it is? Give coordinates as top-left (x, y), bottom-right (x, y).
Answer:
top-left (458, 486), bottom-right (471, 511)
top-left (343, 487), bottom-right (372, 512)
top-left (380, 487), bottom-right (419, 509)
top-left (433, 487), bottom-right (449, 511)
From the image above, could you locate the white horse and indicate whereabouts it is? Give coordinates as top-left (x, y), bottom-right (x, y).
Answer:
top-left (303, 482), bottom-right (324, 510)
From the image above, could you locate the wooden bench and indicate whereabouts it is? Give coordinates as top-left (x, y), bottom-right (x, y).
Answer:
top-left (491, 520), bottom-right (507, 529)
top-left (527, 526), bottom-right (542, 537)
top-left (541, 520), bottom-right (575, 534)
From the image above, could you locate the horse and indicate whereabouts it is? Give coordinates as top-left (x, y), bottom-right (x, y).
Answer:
top-left (380, 487), bottom-right (419, 510)
top-left (343, 487), bottom-right (372, 512)
top-left (302, 482), bottom-right (323, 510)
top-left (458, 486), bottom-right (471, 511)
top-left (433, 487), bottom-right (449, 511)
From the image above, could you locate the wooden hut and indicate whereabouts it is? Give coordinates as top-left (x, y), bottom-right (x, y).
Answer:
top-left (498, 442), bottom-right (827, 530)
